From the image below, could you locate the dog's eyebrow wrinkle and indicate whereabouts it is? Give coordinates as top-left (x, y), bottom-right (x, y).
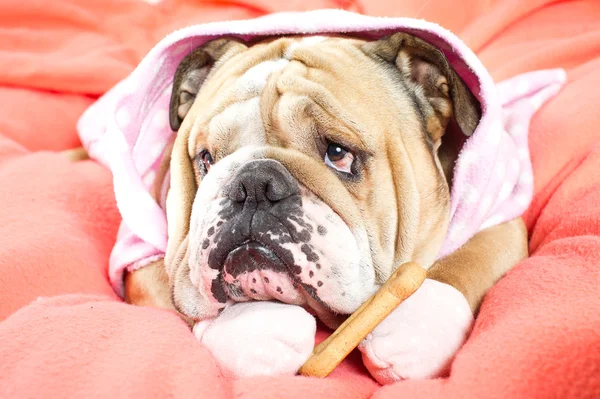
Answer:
top-left (376, 59), bottom-right (433, 153)
top-left (284, 36), bottom-right (327, 59)
top-left (310, 101), bottom-right (373, 155)
top-left (235, 58), bottom-right (290, 99)
top-left (259, 64), bottom-right (286, 147)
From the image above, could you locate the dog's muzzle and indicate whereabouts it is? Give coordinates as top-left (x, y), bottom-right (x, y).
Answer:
top-left (190, 154), bottom-right (374, 322)
top-left (205, 159), bottom-right (313, 304)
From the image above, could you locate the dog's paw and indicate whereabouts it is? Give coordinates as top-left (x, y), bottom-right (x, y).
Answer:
top-left (193, 301), bottom-right (316, 379)
top-left (358, 278), bottom-right (473, 384)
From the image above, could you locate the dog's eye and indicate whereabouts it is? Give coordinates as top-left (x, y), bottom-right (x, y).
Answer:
top-left (324, 143), bottom-right (354, 174)
top-left (199, 150), bottom-right (213, 173)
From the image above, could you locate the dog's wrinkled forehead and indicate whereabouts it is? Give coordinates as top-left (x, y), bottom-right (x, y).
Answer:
top-left (171, 35), bottom-right (402, 162)
top-left (170, 32), bottom-right (480, 167)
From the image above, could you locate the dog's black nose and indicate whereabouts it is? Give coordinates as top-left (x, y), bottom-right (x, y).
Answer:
top-left (228, 159), bottom-right (299, 204)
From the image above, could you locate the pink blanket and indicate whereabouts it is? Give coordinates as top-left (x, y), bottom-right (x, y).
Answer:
top-left (0, 0), bottom-right (599, 398)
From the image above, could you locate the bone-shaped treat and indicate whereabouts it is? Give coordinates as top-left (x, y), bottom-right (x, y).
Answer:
top-left (299, 262), bottom-right (427, 378)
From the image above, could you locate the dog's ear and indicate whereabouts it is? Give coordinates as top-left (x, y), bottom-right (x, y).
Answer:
top-left (361, 33), bottom-right (481, 142)
top-left (169, 38), bottom-right (247, 131)
top-left (362, 33), bottom-right (481, 185)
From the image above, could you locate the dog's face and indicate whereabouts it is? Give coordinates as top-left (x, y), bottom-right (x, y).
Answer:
top-left (164, 34), bottom-right (480, 324)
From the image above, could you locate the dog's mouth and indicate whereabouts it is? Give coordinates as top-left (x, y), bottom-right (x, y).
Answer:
top-left (209, 236), bottom-right (340, 325)
top-left (221, 241), bottom-right (297, 300)
top-left (224, 241), bottom-right (285, 277)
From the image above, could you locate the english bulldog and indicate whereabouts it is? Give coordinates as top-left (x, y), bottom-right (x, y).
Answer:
top-left (116, 32), bottom-right (528, 382)
top-left (67, 31), bottom-right (529, 382)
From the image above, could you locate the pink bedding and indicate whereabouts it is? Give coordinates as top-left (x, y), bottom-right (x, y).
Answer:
top-left (0, 0), bottom-right (599, 398)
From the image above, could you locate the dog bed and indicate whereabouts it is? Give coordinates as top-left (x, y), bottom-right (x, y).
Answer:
top-left (0, 0), bottom-right (599, 398)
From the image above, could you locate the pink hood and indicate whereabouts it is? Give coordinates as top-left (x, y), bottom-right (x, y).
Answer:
top-left (76, 9), bottom-right (566, 297)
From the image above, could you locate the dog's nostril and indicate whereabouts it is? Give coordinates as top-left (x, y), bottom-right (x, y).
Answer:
top-left (265, 179), bottom-right (289, 202)
top-left (230, 181), bottom-right (248, 203)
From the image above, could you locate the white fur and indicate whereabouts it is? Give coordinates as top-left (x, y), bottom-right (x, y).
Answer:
top-left (210, 97), bottom-right (266, 146)
top-left (208, 59), bottom-right (290, 147)
top-left (284, 36), bottom-right (327, 59)
top-left (188, 147), bottom-right (264, 312)
top-left (236, 59), bottom-right (290, 97)
top-left (358, 278), bottom-right (474, 384)
top-left (194, 301), bottom-right (316, 378)
top-left (281, 187), bottom-right (377, 314)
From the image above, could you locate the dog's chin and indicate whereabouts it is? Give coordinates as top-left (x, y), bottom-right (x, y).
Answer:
top-left (218, 240), bottom-right (334, 314)
top-left (187, 229), bottom-right (342, 328)
top-left (220, 241), bottom-right (297, 301)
